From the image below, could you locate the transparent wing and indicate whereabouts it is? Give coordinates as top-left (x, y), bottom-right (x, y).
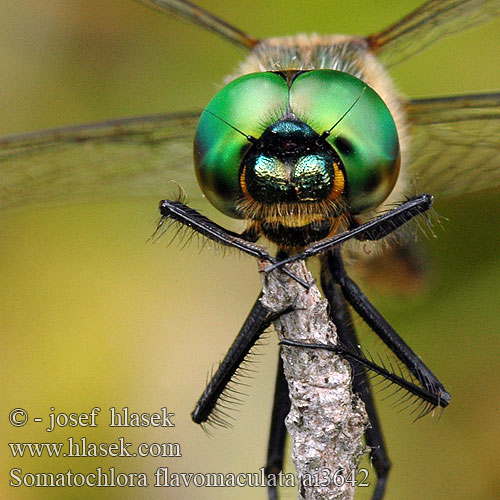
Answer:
top-left (405, 93), bottom-right (500, 196)
top-left (135, 0), bottom-right (259, 49)
top-left (0, 112), bottom-right (202, 211)
top-left (368, 0), bottom-right (500, 67)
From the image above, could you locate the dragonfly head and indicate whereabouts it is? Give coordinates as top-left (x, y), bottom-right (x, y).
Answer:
top-left (194, 69), bottom-right (400, 247)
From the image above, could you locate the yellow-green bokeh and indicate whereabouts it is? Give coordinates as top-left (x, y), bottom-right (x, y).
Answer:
top-left (1, 1), bottom-right (499, 499)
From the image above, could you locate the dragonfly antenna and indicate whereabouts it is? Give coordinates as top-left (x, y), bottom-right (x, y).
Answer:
top-left (204, 109), bottom-right (258, 144)
top-left (317, 86), bottom-right (367, 143)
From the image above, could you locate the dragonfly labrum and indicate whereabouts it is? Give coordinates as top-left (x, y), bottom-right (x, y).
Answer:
top-left (1, 1), bottom-right (499, 500)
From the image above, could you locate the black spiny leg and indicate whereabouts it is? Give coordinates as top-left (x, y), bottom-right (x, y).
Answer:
top-left (159, 199), bottom-right (311, 287)
top-left (159, 201), bottom-right (304, 432)
top-left (265, 355), bottom-right (290, 500)
top-left (274, 194), bottom-right (449, 409)
top-left (327, 249), bottom-right (450, 410)
top-left (285, 250), bottom-right (450, 410)
top-left (265, 194), bottom-right (433, 272)
top-left (192, 291), bottom-right (296, 427)
top-left (159, 199), bottom-right (270, 260)
top-left (192, 293), bottom-right (272, 426)
top-left (321, 256), bottom-right (390, 500)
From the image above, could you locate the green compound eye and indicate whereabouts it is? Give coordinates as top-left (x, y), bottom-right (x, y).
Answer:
top-left (194, 72), bottom-right (288, 218)
top-left (290, 70), bottom-right (400, 214)
top-left (194, 69), bottom-right (400, 219)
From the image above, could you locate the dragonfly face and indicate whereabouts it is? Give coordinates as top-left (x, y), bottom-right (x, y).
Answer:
top-left (194, 69), bottom-right (400, 248)
top-left (1, 2), bottom-right (500, 500)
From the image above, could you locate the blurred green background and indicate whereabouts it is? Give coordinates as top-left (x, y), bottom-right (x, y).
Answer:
top-left (1, 1), bottom-right (499, 499)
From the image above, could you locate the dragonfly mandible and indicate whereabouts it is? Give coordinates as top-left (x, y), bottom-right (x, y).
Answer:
top-left (1, 1), bottom-right (499, 500)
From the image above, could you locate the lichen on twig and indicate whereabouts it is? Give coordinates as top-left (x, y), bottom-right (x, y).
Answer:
top-left (260, 260), bottom-right (368, 500)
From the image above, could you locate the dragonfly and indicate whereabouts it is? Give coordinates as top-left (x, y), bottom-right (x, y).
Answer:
top-left (1, 1), bottom-right (499, 499)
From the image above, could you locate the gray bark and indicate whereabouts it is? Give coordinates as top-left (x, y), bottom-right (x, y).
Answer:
top-left (260, 260), bottom-right (368, 500)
